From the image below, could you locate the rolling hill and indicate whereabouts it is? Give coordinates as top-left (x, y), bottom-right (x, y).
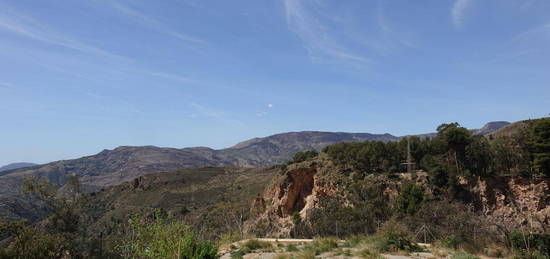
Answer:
top-left (0, 131), bottom-right (398, 198)
top-left (0, 121), bottom-right (511, 221)
top-left (0, 162), bottom-right (37, 174)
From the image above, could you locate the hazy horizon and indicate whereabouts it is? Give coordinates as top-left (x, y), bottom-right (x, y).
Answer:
top-left (0, 118), bottom-right (531, 166)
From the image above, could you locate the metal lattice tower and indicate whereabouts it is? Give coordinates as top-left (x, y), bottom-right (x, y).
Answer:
top-left (402, 136), bottom-right (415, 173)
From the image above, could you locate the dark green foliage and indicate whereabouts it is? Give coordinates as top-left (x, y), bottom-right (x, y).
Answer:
top-left (241, 239), bottom-right (272, 251)
top-left (292, 150), bottom-right (319, 163)
top-left (0, 220), bottom-right (65, 259)
top-left (324, 141), bottom-right (405, 174)
top-left (450, 253), bottom-right (480, 259)
top-left (319, 120), bottom-right (547, 183)
top-left (395, 183), bottom-right (424, 216)
top-left (230, 249), bottom-right (245, 259)
top-left (307, 237), bottom-right (339, 254)
top-left (305, 182), bottom-right (390, 237)
top-left (286, 243), bottom-right (299, 252)
top-left (532, 118), bottom-right (550, 176)
top-left (421, 155), bottom-right (449, 188)
top-left (405, 201), bottom-right (493, 250)
top-left (118, 210), bottom-right (218, 258)
top-left (0, 175), bottom-right (112, 258)
top-left (440, 235), bottom-right (462, 249)
top-left (374, 219), bottom-right (421, 253)
top-left (464, 136), bottom-right (493, 177)
top-left (491, 136), bottom-right (527, 175)
top-left (508, 232), bottom-right (550, 258)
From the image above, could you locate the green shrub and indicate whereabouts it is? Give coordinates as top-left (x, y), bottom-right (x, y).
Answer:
top-left (230, 249), bottom-right (245, 259)
top-left (451, 253), bottom-right (480, 259)
top-left (395, 182), bottom-right (424, 216)
top-left (297, 248), bottom-right (315, 259)
top-left (292, 150), bottom-right (319, 163)
top-left (440, 235), bottom-right (462, 249)
top-left (374, 219), bottom-right (421, 253)
top-left (242, 239), bottom-right (272, 251)
top-left (0, 220), bottom-right (66, 259)
top-left (313, 237), bottom-right (339, 253)
top-left (359, 248), bottom-right (383, 259)
top-left (118, 211), bottom-right (218, 259)
top-left (275, 254), bottom-right (290, 259)
top-left (286, 243), bottom-right (299, 252)
top-left (509, 232), bottom-right (550, 258)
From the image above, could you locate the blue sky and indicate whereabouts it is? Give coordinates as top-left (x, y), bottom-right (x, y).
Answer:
top-left (1, 0), bottom-right (549, 165)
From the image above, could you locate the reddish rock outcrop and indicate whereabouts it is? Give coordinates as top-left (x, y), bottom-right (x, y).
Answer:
top-left (471, 176), bottom-right (549, 232)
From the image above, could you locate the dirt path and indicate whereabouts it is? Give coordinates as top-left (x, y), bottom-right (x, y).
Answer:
top-left (219, 238), bottom-right (437, 259)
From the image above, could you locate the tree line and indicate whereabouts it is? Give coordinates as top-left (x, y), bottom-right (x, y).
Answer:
top-left (321, 119), bottom-right (550, 182)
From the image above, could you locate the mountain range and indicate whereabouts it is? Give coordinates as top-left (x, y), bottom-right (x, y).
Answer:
top-left (0, 121), bottom-right (509, 199)
top-left (0, 162), bottom-right (37, 173)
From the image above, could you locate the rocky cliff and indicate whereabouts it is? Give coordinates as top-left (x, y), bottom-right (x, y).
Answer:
top-left (245, 157), bottom-right (550, 237)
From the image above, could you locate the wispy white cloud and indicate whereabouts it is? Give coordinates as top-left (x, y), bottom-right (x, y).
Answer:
top-left (188, 102), bottom-right (245, 127)
top-left (459, 23), bottom-right (550, 65)
top-left (189, 102), bottom-right (225, 118)
top-left (451, 0), bottom-right (473, 29)
top-left (511, 23), bottom-right (550, 43)
top-left (0, 10), bottom-right (130, 63)
top-left (282, 0), bottom-right (372, 66)
top-left (111, 2), bottom-right (204, 44)
top-left (496, 23), bottom-right (550, 61)
top-left (375, 2), bottom-right (417, 50)
top-left (146, 71), bottom-right (194, 84)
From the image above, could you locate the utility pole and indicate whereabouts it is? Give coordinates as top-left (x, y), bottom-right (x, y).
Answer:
top-left (402, 136), bottom-right (415, 173)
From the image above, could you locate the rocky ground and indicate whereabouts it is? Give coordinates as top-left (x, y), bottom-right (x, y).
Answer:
top-left (218, 238), bottom-right (488, 259)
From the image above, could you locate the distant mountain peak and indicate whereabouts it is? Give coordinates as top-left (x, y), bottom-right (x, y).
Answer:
top-left (0, 162), bottom-right (37, 173)
top-left (475, 121), bottom-right (511, 135)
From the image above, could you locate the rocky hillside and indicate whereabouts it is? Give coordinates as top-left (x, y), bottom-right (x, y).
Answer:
top-left (78, 167), bottom-right (281, 241)
top-left (0, 162), bottom-right (37, 174)
top-left (245, 119), bottom-right (550, 241)
top-left (474, 121), bottom-right (511, 135)
top-left (0, 121), bottom-right (512, 222)
top-left (0, 131), bottom-right (397, 198)
top-left (245, 157), bottom-right (549, 238)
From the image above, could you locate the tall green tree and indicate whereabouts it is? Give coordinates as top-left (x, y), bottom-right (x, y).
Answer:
top-left (436, 123), bottom-right (471, 175)
top-left (465, 136), bottom-right (493, 177)
top-left (532, 118), bottom-right (550, 176)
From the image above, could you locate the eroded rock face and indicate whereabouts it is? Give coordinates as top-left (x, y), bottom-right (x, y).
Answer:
top-left (472, 176), bottom-right (550, 231)
top-left (251, 194), bottom-right (266, 217)
top-left (278, 167), bottom-right (316, 217)
top-left (246, 158), bottom-right (550, 237)
top-left (244, 163), bottom-right (325, 237)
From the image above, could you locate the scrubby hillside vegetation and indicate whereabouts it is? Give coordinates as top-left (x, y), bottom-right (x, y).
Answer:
top-left (0, 119), bottom-right (547, 258)
top-left (246, 119), bottom-right (550, 258)
top-left (1, 167), bottom-right (280, 258)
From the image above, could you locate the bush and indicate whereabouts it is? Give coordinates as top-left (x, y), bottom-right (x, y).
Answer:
top-left (0, 220), bottom-right (66, 259)
top-left (286, 243), bottom-right (299, 252)
top-left (395, 182), bottom-right (424, 216)
top-left (451, 253), bottom-right (480, 259)
top-left (509, 232), bottom-right (550, 258)
top-left (312, 237), bottom-right (339, 253)
top-left (118, 211), bottom-right (218, 258)
top-left (374, 219), bottom-right (421, 253)
top-left (359, 248), bottom-right (383, 259)
top-left (242, 239), bottom-right (272, 251)
top-left (230, 249), bottom-right (245, 259)
top-left (406, 200), bottom-right (493, 250)
top-left (292, 150), bottom-right (319, 163)
top-left (297, 248), bottom-right (315, 259)
top-left (306, 182), bottom-right (390, 238)
top-left (440, 235), bottom-right (462, 249)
